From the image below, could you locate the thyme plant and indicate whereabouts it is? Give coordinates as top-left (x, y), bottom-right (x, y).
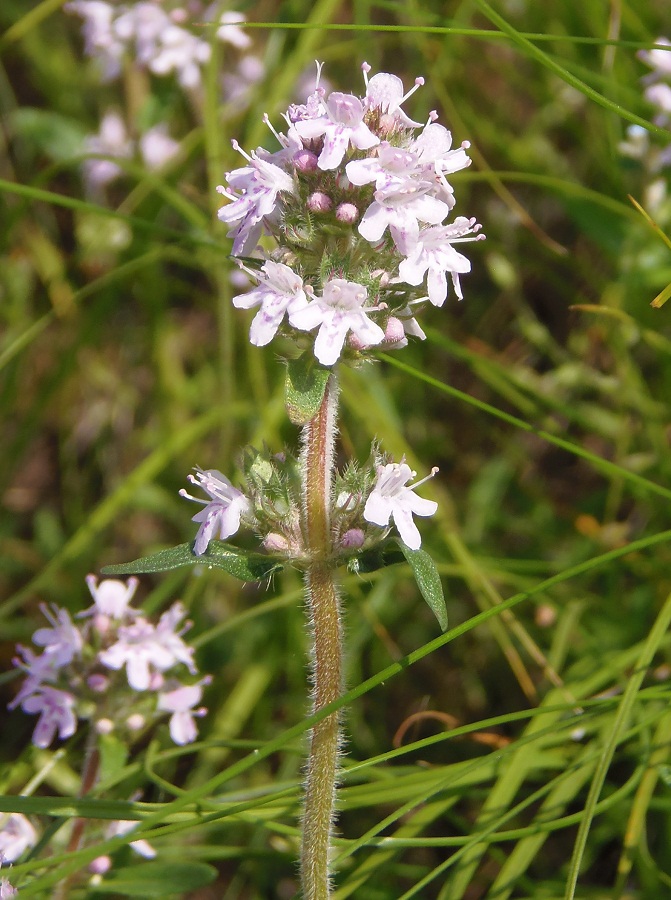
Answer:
top-left (103, 61), bottom-right (485, 896)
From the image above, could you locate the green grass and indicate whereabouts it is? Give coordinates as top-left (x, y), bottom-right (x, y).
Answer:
top-left (3, 0), bottom-right (671, 897)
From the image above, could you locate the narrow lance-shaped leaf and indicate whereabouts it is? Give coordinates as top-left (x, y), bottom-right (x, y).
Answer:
top-left (396, 540), bottom-right (447, 631)
top-left (102, 541), bottom-right (280, 582)
top-left (285, 353), bottom-right (331, 425)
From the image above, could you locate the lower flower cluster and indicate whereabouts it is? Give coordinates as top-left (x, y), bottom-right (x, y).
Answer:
top-left (9, 577), bottom-right (208, 748)
top-left (181, 448), bottom-right (438, 558)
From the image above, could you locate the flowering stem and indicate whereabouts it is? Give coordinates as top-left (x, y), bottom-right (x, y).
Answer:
top-left (300, 375), bottom-right (341, 900)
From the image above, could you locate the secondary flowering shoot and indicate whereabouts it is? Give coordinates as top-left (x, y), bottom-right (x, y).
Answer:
top-left (218, 60), bottom-right (485, 366)
top-left (8, 578), bottom-right (208, 748)
top-left (364, 461), bottom-right (438, 550)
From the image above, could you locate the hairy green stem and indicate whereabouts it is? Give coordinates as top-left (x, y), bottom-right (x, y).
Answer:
top-left (300, 375), bottom-right (342, 900)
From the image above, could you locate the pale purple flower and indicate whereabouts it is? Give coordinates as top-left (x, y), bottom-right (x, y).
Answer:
top-left (9, 645), bottom-right (63, 709)
top-left (83, 110), bottom-right (132, 189)
top-left (214, 10), bottom-right (252, 49)
top-left (0, 876), bottom-right (17, 898)
top-left (99, 617), bottom-right (183, 691)
top-left (646, 82), bottom-right (671, 115)
top-left (106, 819), bottom-right (156, 859)
top-left (233, 261), bottom-right (309, 346)
top-left (66, 0), bottom-right (124, 79)
top-left (289, 279), bottom-right (385, 366)
top-left (0, 813), bottom-right (38, 864)
top-left (82, 575), bottom-right (139, 620)
top-left (139, 124), bottom-right (180, 170)
top-left (398, 217), bottom-right (483, 304)
top-left (358, 180), bottom-right (450, 255)
top-left (217, 149), bottom-right (294, 255)
top-left (158, 682), bottom-right (208, 745)
top-left (148, 23), bottom-right (210, 89)
top-left (639, 37), bottom-right (671, 77)
top-left (153, 603), bottom-right (196, 675)
top-left (32, 604), bottom-right (83, 667)
top-left (293, 91), bottom-right (379, 170)
top-left (179, 468), bottom-right (252, 555)
top-left (363, 461), bottom-right (438, 550)
top-left (21, 686), bottom-right (78, 748)
top-left (113, 2), bottom-right (167, 65)
top-left (362, 65), bottom-right (424, 128)
top-left (345, 142), bottom-right (420, 190)
top-left (410, 123), bottom-right (472, 209)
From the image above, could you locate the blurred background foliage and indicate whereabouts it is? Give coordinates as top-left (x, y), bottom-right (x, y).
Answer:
top-left (4, 0), bottom-right (671, 897)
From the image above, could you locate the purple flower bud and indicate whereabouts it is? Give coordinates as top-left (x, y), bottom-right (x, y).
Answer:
top-left (378, 113), bottom-right (397, 135)
top-left (263, 532), bottom-right (291, 552)
top-left (87, 674), bottom-right (109, 693)
top-left (89, 856), bottom-right (112, 875)
top-left (307, 191), bottom-right (333, 213)
top-left (294, 149), bottom-right (319, 172)
top-left (384, 317), bottom-right (405, 344)
top-left (95, 718), bottom-right (114, 735)
top-left (341, 528), bottom-right (365, 549)
top-left (336, 202), bottom-right (359, 223)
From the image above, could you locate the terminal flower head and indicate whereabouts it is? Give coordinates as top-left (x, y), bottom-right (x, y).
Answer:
top-left (364, 461), bottom-right (438, 550)
top-left (180, 468), bottom-right (251, 555)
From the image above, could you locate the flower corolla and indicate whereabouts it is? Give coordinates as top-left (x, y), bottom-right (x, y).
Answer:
top-left (290, 279), bottom-right (385, 366)
top-left (363, 461), bottom-right (438, 550)
top-left (180, 468), bottom-right (252, 555)
top-left (233, 261), bottom-right (309, 346)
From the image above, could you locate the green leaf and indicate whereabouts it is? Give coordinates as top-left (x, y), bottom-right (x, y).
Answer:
top-left (285, 354), bottom-right (330, 425)
top-left (396, 540), bottom-right (447, 631)
top-left (89, 861), bottom-right (218, 896)
top-left (101, 541), bottom-right (279, 582)
top-left (98, 733), bottom-right (129, 785)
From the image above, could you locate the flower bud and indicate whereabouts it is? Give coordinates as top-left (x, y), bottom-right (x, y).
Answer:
top-left (87, 674), bottom-right (110, 693)
top-left (378, 113), bottom-right (397, 136)
top-left (341, 528), bottom-right (365, 549)
top-left (307, 191), bottom-right (333, 213)
top-left (335, 203), bottom-right (359, 224)
top-left (347, 332), bottom-right (367, 351)
top-left (126, 713), bottom-right (145, 732)
top-left (384, 317), bottom-right (405, 344)
top-left (263, 532), bottom-right (290, 553)
top-left (95, 718), bottom-right (114, 735)
top-left (293, 149), bottom-right (319, 172)
top-left (89, 855), bottom-right (112, 875)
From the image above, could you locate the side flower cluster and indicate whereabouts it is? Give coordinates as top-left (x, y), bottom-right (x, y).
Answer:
top-left (66, 1), bottom-right (257, 91)
top-left (181, 450), bottom-right (438, 557)
top-left (9, 577), bottom-right (208, 748)
top-left (218, 61), bottom-right (485, 367)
